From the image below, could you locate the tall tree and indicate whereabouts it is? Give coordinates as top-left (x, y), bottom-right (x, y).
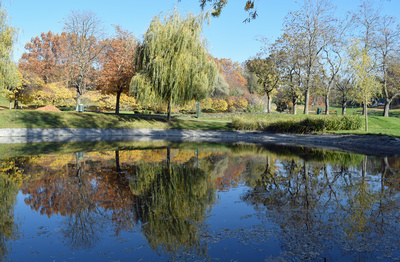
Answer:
top-left (319, 14), bottom-right (349, 115)
top-left (246, 57), bottom-right (279, 113)
top-left (63, 10), bottom-right (105, 111)
top-left (335, 76), bottom-right (354, 116)
top-left (373, 15), bottom-right (400, 117)
top-left (283, 0), bottom-right (337, 114)
top-left (98, 26), bottom-right (137, 114)
top-left (348, 41), bottom-right (380, 132)
top-left (270, 33), bottom-right (304, 115)
top-left (0, 5), bottom-right (19, 95)
top-left (18, 31), bottom-right (67, 84)
top-left (352, 0), bottom-right (381, 51)
top-left (131, 9), bottom-right (218, 122)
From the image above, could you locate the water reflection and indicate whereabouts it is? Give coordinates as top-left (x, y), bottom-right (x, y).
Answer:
top-left (0, 142), bottom-right (398, 261)
top-left (130, 148), bottom-right (215, 259)
top-left (242, 153), bottom-right (400, 261)
top-left (0, 158), bottom-right (23, 260)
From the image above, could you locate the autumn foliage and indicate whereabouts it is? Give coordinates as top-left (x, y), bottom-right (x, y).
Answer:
top-left (19, 31), bottom-right (67, 84)
top-left (98, 26), bottom-right (137, 114)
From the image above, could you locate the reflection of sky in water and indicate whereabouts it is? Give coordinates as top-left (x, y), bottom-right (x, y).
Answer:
top-left (2, 144), bottom-right (400, 261)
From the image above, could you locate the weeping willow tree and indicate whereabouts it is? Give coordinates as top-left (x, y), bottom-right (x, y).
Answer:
top-left (130, 9), bottom-right (218, 121)
top-left (0, 5), bottom-right (19, 99)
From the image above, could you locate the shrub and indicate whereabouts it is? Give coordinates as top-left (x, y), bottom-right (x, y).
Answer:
top-left (226, 96), bottom-right (248, 112)
top-left (213, 98), bottom-right (228, 112)
top-left (275, 98), bottom-right (293, 113)
top-left (200, 97), bottom-right (213, 111)
top-left (232, 115), bottom-right (362, 133)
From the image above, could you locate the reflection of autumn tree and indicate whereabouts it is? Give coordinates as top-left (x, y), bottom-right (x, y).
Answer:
top-left (129, 153), bottom-right (215, 259)
top-left (62, 153), bottom-right (105, 250)
top-left (95, 151), bottom-right (138, 235)
top-left (21, 151), bottom-right (136, 249)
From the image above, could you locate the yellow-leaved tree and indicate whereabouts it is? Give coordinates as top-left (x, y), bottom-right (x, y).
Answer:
top-left (348, 41), bottom-right (381, 131)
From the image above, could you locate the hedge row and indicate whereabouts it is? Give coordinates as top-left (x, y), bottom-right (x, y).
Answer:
top-left (231, 115), bottom-right (362, 133)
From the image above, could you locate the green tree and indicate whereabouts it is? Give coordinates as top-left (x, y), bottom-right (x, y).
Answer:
top-left (269, 33), bottom-right (304, 115)
top-left (0, 5), bottom-right (19, 98)
top-left (210, 73), bottom-right (229, 98)
top-left (131, 9), bottom-right (218, 122)
top-left (246, 57), bottom-right (279, 113)
top-left (348, 41), bottom-right (380, 131)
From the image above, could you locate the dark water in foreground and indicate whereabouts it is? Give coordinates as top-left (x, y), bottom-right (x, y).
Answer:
top-left (1, 141), bottom-right (400, 261)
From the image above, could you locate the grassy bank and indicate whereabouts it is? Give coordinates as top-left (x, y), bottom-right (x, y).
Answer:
top-left (0, 108), bottom-right (399, 137)
top-left (0, 109), bottom-right (231, 130)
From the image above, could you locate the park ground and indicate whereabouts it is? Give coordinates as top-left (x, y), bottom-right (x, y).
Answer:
top-left (0, 96), bottom-right (399, 138)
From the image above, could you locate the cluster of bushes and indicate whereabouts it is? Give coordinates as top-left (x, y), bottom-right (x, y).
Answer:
top-left (232, 115), bottom-right (362, 133)
top-left (178, 95), bottom-right (265, 114)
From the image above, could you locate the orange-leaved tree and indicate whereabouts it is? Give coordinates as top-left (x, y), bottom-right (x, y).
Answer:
top-left (98, 26), bottom-right (137, 114)
top-left (19, 31), bottom-right (67, 84)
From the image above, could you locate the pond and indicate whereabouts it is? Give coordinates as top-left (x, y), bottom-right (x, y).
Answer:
top-left (1, 141), bottom-right (400, 261)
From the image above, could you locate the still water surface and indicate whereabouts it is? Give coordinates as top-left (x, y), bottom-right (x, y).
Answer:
top-left (1, 141), bottom-right (400, 261)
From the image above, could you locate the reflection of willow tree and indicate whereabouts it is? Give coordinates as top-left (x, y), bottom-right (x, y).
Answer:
top-left (0, 158), bottom-right (25, 261)
top-left (62, 153), bottom-right (106, 250)
top-left (130, 149), bottom-right (215, 259)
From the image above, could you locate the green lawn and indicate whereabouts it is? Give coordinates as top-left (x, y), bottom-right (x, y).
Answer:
top-left (0, 109), bottom-right (231, 130)
top-left (0, 107), bottom-right (399, 137)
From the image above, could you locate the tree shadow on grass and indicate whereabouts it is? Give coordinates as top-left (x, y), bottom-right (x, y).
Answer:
top-left (17, 111), bottom-right (65, 128)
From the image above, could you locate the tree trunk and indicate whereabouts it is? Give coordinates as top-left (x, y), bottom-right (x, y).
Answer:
top-left (364, 100), bottom-right (368, 132)
top-left (324, 93), bottom-right (330, 115)
top-left (9, 98), bottom-right (12, 110)
top-left (362, 103), bottom-right (367, 116)
top-left (292, 97), bottom-right (298, 115)
top-left (13, 100), bottom-right (19, 109)
top-left (383, 99), bottom-right (391, 117)
top-left (115, 90), bottom-right (121, 114)
top-left (303, 89), bottom-right (310, 114)
top-left (167, 100), bottom-right (172, 122)
top-left (76, 92), bottom-right (82, 111)
top-left (167, 147), bottom-right (171, 163)
top-left (342, 100), bottom-right (347, 115)
top-left (266, 93), bottom-right (271, 113)
top-left (115, 150), bottom-right (121, 173)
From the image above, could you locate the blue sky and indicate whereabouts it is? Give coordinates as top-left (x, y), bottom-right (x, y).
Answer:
top-left (5, 0), bottom-right (400, 63)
